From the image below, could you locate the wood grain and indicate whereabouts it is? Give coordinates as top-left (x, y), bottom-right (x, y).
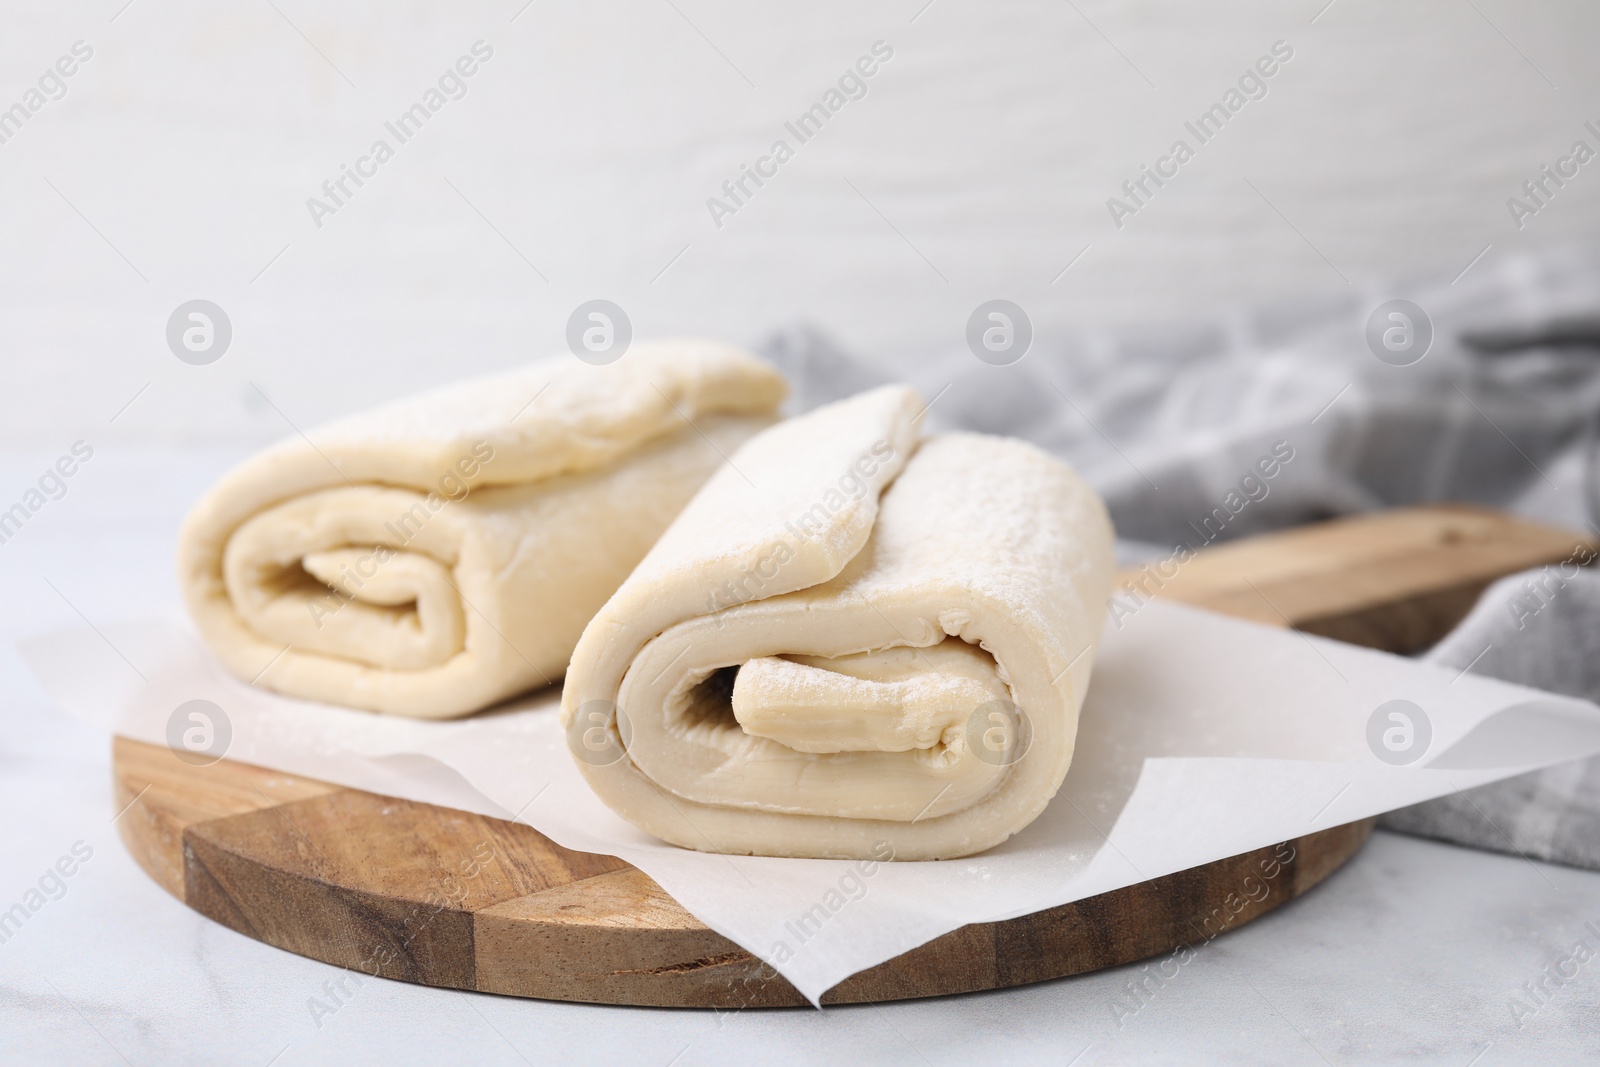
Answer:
top-left (112, 505), bottom-right (1592, 1007)
top-left (1134, 504), bottom-right (1589, 652)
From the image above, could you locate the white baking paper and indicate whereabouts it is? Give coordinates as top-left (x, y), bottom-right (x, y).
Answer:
top-left (21, 600), bottom-right (1600, 1005)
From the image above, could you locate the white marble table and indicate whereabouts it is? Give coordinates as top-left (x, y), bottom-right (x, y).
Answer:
top-left (4, 447), bottom-right (1600, 1065)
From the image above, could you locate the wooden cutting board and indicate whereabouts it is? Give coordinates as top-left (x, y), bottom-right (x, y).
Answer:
top-left (112, 505), bottom-right (1592, 1007)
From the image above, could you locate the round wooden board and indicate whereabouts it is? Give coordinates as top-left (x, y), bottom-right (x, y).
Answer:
top-left (109, 506), bottom-right (1593, 1007)
top-left (113, 735), bottom-right (1375, 1007)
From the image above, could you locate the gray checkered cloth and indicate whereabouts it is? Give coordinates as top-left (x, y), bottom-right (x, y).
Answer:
top-left (760, 240), bottom-right (1600, 870)
top-left (1382, 568), bottom-right (1600, 868)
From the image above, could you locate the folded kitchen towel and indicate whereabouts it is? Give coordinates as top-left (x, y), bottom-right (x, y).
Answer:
top-left (560, 385), bottom-right (1115, 860)
top-left (178, 340), bottom-right (786, 719)
top-left (1380, 565), bottom-right (1600, 868)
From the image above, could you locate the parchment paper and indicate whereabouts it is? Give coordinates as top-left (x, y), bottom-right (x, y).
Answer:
top-left (22, 600), bottom-right (1600, 1004)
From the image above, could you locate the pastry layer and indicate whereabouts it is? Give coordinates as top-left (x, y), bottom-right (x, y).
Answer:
top-left (178, 340), bottom-right (785, 718)
top-left (562, 385), bottom-right (1115, 859)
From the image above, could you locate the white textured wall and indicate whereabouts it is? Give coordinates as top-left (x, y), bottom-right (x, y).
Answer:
top-left (2, 0), bottom-right (1598, 444)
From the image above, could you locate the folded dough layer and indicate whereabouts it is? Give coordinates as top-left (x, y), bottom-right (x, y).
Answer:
top-left (178, 340), bottom-right (786, 719)
top-left (562, 385), bottom-right (1115, 859)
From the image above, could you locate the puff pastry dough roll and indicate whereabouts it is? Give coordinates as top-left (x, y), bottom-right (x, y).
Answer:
top-left (562, 385), bottom-right (1115, 860)
top-left (178, 340), bottom-right (786, 719)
